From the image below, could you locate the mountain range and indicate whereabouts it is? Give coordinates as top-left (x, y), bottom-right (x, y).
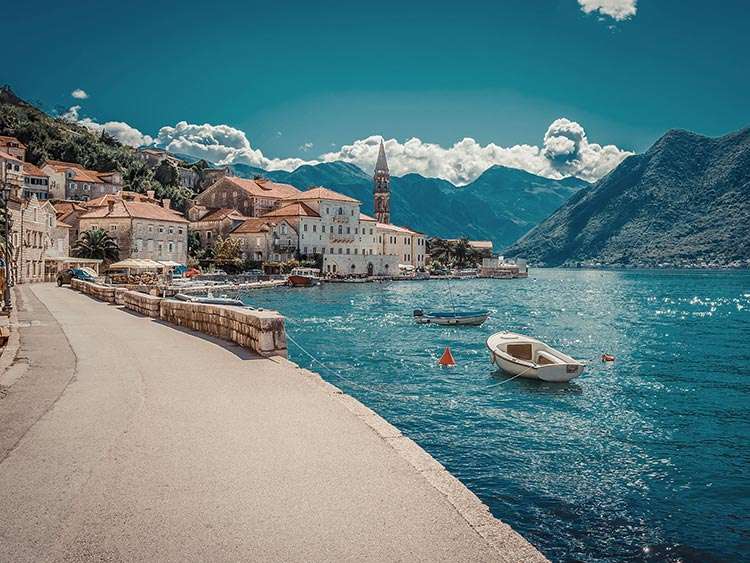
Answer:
top-left (229, 161), bottom-right (586, 248)
top-left (505, 127), bottom-right (750, 267)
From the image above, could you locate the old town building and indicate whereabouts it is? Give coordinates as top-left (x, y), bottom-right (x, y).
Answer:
top-left (228, 218), bottom-right (298, 263)
top-left (79, 198), bottom-right (188, 264)
top-left (21, 161), bottom-right (51, 200)
top-left (0, 135), bottom-right (27, 161)
top-left (41, 160), bottom-right (123, 201)
top-left (187, 207), bottom-right (248, 249)
top-left (192, 176), bottom-right (301, 219)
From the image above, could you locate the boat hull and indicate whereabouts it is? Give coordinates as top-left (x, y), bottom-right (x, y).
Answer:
top-left (486, 332), bottom-right (585, 383)
top-left (417, 314), bottom-right (489, 326)
top-left (288, 275), bottom-right (319, 287)
top-left (489, 351), bottom-right (583, 382)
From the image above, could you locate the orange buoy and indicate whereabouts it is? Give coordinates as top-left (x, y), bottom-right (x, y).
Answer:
top-left (601, 354), bottom-right (615, 362)
top-left (439, 346), bottom-right (457, 367)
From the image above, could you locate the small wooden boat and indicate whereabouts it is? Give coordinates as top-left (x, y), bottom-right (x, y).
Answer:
top-left (174, 293), bottom-right (252, 307)
top-left (287, 267), bottom-right (321, 287)
top-left (486, 332), bottom-right (585, 382)
top-left (413, 309), bottom-right (490, 326)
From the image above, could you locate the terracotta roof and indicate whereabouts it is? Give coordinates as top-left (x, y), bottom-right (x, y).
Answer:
top-left (86, 191), bottom-right (154, 208)
top-left (43, 160), bottom-right (118, 184)
top-left (22, 162), bottom-right (48, 177)
top-left (0, 150), bottom-right (23, 164)
top-left (285, 186), bottom-right (359, 204)
top-left (359, 213), bottom-right (377, 222)
top-left (56, 222), bottom-right (73, 229)
top-left (262, 201), bottom-right (320, 218)
top-left (81, 200), bottom-right (188, 223)
top-left (53, 201), bottom-right (88, 215)
top-left (230, 218), bottom-right (275, 235)
top-left (377, 222), bottom-right (423, 235)
top-left (0, 135), bottom-right (27, 149)
top-left (198, 207), bottom-right (249, 222)
top-left (44, 159), bottom-right (84, 170)
top-left (219, 177), bottom-right (302, 199)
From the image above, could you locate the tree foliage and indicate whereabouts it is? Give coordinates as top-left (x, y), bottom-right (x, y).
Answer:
top-left (213, 236), bottom-right (242, 270)
top-left (73, 228), bottom-right (120, 262)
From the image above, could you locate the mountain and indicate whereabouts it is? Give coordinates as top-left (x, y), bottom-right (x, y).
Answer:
top-left (231, 160), bottom-right (586, 248)
top-left (504, 127), bottom-right (750, 267)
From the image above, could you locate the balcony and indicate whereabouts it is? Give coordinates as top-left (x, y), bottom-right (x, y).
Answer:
top-left (329, 235), bottom-right (355, 243)
top-left (332, 215), bottom-right (350, 223)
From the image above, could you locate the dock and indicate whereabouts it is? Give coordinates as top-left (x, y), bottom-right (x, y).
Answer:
top-left (0, 284), bottom-right (545, 562)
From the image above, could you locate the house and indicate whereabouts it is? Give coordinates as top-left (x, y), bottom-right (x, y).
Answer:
top-left (79, 198), bottom-right (188, 263)
top-left (377, 223), bottom-right (427, 269)
top-left (53, 200), bottom-right (89, 248)
top-left (7, 196), bottom-right (59, 283)
top-left (227, 218), bottom-right (298, 263)
top-left (21, 161), bottom-right (51, 200)
top-left (0, 136), bottom-right (26, 161)
top-left (187, 207), bottom-right (249, 249)
top-left (278, 187), bottom-right (398, 276)
top-left (0, 150), bottom-right (23, 189)
top-left (199, 166), bottom-right (234, 190)
top-left (138, 148), bottom-right (199, 190)
top-left (41, 160), bottom-right (123, 201)
top-left (192, 176), bottom-right (301, 219)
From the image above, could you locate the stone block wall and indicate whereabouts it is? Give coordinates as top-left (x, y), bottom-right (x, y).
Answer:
top-left (69, 280), bottom-right (287, 357)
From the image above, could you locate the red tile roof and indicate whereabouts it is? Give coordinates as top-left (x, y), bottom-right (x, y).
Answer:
top-left (220, 177), bottom-right (302, 199)
top-left (376, 222), bottom-right (423, 235)
top-left (359, 213), bottom-right (377, 222)
top-left (0, 150), bottom-right (23, 164)
top-left (262, 201), bottom-right (320, 218)
top-left (86, 191), bottom-right (154, 208)
top-left (81, 200), bottom-right (188, 223)
top-left (22, 162), bottom-right (48, 178)
top-left (285, 186), bottom-right (359, 204)
top-left (230, 218), bottom-right (275, 234)
top-left (198, 207), bottom-right (249, 222)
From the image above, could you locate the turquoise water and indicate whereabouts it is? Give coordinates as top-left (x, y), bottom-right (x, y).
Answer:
top-left (241, 270), bottom-right (750, 562)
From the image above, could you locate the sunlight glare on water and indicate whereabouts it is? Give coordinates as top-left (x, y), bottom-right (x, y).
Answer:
top-left (242, 269), bottom-right (750, 562)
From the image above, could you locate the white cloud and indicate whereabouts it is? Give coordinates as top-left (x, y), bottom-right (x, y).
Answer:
top-left (578, 0), bottom-right (637, 21)
top-left (299, 142), bottom-right (314, 152)
top-left (318, 119), bottom-right (631, 184)
top-left (61, 106), bottom-right (630, 184)
top-left (71, 88), bottom-right (89, 99)
top-left (61, 105), bottom-right (153, 148)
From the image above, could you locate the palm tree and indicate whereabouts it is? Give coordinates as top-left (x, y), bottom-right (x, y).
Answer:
top-left (73, 228), bottom-right (120, 262)
top-left (453, 238), bottom-right (471, 268)
top-left (428, 237), bottom-right (453, 263)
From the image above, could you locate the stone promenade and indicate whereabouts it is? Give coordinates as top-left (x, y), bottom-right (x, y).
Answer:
top-left (0, 283), bottom-right (544, 562)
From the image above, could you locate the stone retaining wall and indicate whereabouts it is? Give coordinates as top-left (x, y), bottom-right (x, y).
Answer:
top-left (69, 280), bottom-right (287, 357)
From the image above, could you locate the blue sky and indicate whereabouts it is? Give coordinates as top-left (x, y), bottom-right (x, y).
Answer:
top-left (3, 0), bottom-right (748, 183)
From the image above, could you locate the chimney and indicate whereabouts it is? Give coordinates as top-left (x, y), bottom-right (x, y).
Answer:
top-left (146, 190), bottom-right (155, 200)
top-left (162, 198), bottom-right (171, 210)
top-left (107, 200), bottom-right (115, 214)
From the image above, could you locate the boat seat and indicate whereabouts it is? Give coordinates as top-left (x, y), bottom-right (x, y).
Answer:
top-left (536, 350), bottom-right (563, 365)
top-left (507, 343), bottom-right (533, 361)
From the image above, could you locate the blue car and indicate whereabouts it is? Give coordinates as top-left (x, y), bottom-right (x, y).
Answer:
top-left (56, 268), bottom-right (97, 286)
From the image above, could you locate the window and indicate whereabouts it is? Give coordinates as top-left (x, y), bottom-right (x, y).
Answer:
top-left (148, 225), bottom-right (153, 233)
top-left (168, 242), bottom-right (174, 253)
top-left (346, 248), bottom-right (350, 254)
top-left (312, 225), bottom-right (317, 233)
top-left (303, 224), bottom-right (308, 232)
top-left (354, 248), bottom-right (358, 254)
top-left (346, 227), bottom-right (350, 234)
top-left (110, 224), bottom-right (117, 231)
top-left (326, 207), bottom-right (330, 215)
top-left (178, 227), bottom-right (183, 235)
top-left (169, 226), bottom-right (174, 234)
top-left (338, 225), bottom-right (343, 235)
top-left (338, 207), bottom-right (343, 215)
top-left (303, 247), bottom-right (308, 254)
top-left (207, 231), bottom-right (212, 240)
top-left (159, 226), bottom-right (164, 234)
top-left (329, 226), bottom-right (333, 233)
top-left (136, 239), bottom-right (143, 251)
top-left (313, 247), bottom-right (317, 254)
top-left (338, 248), bottom-right (342, 254)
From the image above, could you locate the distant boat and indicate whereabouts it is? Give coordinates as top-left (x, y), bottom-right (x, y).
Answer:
top-left (486, 332), bottom-right (585, 382)
top-left (413, 309), bottom-right (490, 326)
top-left (174, 293), bottom-right (250, 307)
top-left (288, 267), bottom-right (321, 287)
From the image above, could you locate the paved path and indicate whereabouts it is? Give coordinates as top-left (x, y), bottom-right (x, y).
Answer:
top-left (0, 284), bottom-right (544, 562)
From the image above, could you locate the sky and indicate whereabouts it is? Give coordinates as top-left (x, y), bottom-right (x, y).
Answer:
top-left (3, 0), bottom-right (749, 184)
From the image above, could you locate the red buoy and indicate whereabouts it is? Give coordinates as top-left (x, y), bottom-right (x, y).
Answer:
top-left (601, 354), bottom-right (615, 362)
top-left (439, 346), bottom-right (457, 367)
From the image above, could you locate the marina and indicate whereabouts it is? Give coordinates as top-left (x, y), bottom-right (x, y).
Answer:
top-left (242, 269), bottom-right (750, 562)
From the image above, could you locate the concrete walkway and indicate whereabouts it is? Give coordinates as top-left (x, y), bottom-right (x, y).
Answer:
top-left (0, 284), bottom-right (544, 562)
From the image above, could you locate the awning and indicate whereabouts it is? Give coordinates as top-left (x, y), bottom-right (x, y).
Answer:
top-left (157, 261), bottom-right (183, 268)
top-left (108, 259), bottom-right (166, 270)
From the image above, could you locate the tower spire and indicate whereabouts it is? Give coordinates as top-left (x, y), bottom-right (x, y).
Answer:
top-left (373, 138), bottom-right (391, 223)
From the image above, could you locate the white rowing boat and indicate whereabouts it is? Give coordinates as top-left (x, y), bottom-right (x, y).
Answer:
top-left (486, 332), bottom-right (585, 382)
top-left (414, 309), bottom-right (490, 326)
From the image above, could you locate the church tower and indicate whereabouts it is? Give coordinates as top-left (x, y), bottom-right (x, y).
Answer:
top-left (373, 139), bottom-right (391, 224)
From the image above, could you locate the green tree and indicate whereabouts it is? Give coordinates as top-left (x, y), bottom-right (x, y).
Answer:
top-left (428, 237), bottom-right (454, 264)
top-left (213, 236), bottom-right (242, 272)
top-left (73, 228), bottom-right (120, 262)
top-left (154, 160), bottom-right (178, 186)
top-left (187, 230), bottom-right (202, 258)
top-left (453, 238), bottom-right (472, 268)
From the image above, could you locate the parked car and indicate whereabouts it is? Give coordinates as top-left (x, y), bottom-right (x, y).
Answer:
top-left (56, 268), bottom-right (97, 286)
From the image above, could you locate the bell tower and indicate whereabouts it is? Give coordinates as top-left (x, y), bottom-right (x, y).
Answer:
top-left (373, 139), bottom-right (390, 224)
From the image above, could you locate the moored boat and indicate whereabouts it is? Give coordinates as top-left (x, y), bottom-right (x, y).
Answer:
top-left (413, 309), bottom-right (490, 326)
top-left (486, 331), bottom-right (585, 382)
top-left (287, 267), bottom-right (321, 287)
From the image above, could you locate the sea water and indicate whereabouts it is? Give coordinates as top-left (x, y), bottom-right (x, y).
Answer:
top-left (242, 269), bottom-right (750, 562)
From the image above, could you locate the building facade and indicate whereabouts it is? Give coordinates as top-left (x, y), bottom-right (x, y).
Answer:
top-left (8, 196), bottom-right (60, 283)
top-left (79, 199), bottom-right (188, 264)
top-left (42, 160), bottom-right (123, 201)
top-left (187, 207), bottom-right (249, 249)
top-left (228, 218), bottom-right (298, 263)
top-left (377, 222), bottom-right (427, 269)
top-left (192, 176), bottom-right (301, 220)
top-left (0, 136), bottom-right (27, 161)
top-left (21, 161), bottom-right (50, 200)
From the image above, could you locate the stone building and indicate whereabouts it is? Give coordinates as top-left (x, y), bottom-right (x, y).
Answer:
top-left (377, 222), bottom-right (427, 269)
top-left (227, 218), bottom-right (298, 263)
top-left (187, 207), bottom-right (249, 249)
top-left (192, 176), bottom-right (301, 219)
top-left (41, 160), bottom-right (123, 201)
top-left (7, 196), bottom-right (60, 283)
top-left (0, 135), bottom-right (27, 161)
top-left (21, 161), bottom-right (51, 200)
top-left (79, 198), bottom-right (188, 264)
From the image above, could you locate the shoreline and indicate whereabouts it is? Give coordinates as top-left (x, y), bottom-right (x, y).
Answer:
top-left (0, 282), bottom-right (547, 561)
